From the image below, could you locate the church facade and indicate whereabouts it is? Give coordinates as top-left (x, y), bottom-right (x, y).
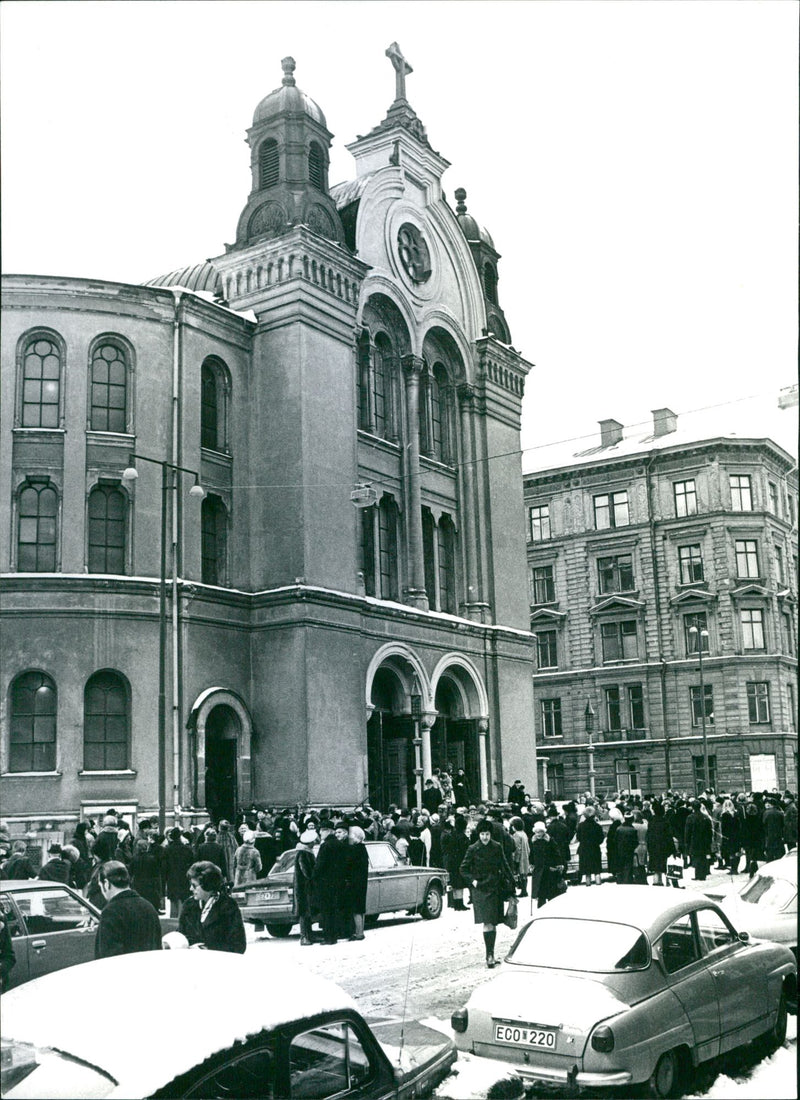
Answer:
top-left (0, 50), bottom-right (536, 831)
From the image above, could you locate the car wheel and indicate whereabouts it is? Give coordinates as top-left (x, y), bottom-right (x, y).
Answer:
top-left (420, 883), bottom-right (443, 920)
top-left (759, 991), bottom-right (788, 1054)
top-left (265, 923), bottom-right (293, 938)
top-left (648, 1049), bottom-right (683, 1099)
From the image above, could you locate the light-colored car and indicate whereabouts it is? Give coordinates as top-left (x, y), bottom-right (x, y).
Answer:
top-left (1, 951), bottom-right (457, 1098)
top-left (709, 853), bottom-right (797, 960)
top-left (451, 886), bottom-right (795, 1098)
top-left (232, 841), bottom-right (448, 937)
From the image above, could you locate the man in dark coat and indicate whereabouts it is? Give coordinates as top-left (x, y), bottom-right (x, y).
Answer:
top-left (545, 808), bottom-right (570, 869)
top-left (783, 792), bottom-right (797, 852)
top-left (38, 844), bottom-right (71, 884)
top-left (196, 828), bottom-right (227, 874)
top-left (312, 822), bottom-right (348, 944)
top-left (762, 798), bottom-right (786, 862)
top-left (614, 815), bottom-right (639, 884)
top-left (2, 841), bottom-right (36, 880)
top-left (452, 769), bottom-right (471, 808)
top-left (95, 861), bottom-right (162, 958)
top-left (508, 780), bottom-right (526, 810)
top-left (344, 826), bottom-right (370, 941)
top-left (294, 828), bottom-right (318, 945)
top-left (163, 827), bottom-right (195, 917)
top-left (460, 820), bottom-right (515, 968)
top-left (441, 814), bottom-right (470, 910)
top-left (92, 815), bottom-right (122, 864)
top-left (684, 801), bottom-right (712, 880)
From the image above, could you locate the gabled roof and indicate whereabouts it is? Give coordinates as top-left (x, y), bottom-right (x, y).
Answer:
top-left (589, 595), bottom-right (646, 615)
top-left (669, 588), bottom-right (718, 606)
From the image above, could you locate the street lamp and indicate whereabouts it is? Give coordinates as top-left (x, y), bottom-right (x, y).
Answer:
top-left (410, 677), bottom-right (423, 811)
top-left (584, 700), bottom-right (596, 798)
top-left (689, 622), bottom-right (711, 792)
top-left (122, 453), bottom-right (204, 831)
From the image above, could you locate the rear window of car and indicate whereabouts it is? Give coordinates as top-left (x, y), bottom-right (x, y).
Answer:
top-left (739, 874), bottom-right (796, 911)
top-left (508, 917), bottom-right (649, 972)
top-left (269, 851), bottom-right (297, 875)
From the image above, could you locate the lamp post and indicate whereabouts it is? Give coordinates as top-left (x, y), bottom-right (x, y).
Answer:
top-left (584, 700), bottom-right (596, 798)
top-left (122, 453), bottom-right (204, 831)
top-left (410, 678), bottom-right (423, 811)
top-left (689, 623), bottom-right (711, 792)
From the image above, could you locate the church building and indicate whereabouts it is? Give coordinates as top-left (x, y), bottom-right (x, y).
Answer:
top-left (1, 48), bottom-right (536, 831)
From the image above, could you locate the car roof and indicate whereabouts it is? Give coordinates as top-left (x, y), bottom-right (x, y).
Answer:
top-left (2, 952), bottom-right (357, 1096)
top-left (1, 879), bottom-right (80, 890)
top-left (529, 885), bottom-right (718, 936)
top-left (756, 853), bottom-right (798, 885)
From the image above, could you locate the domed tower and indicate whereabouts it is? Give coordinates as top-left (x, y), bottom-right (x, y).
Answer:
top-left (454, 188), bottom-right (510, 344)
top-left (233, 57), bottom-right (345, 248)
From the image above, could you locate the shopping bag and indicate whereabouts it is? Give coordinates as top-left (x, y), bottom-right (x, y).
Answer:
top-left (666, 856), bottom-right (683, 880)
top-left (504, 896), bottom-right (519, 929)
top-left (631, 857), bottom-right (648, 885)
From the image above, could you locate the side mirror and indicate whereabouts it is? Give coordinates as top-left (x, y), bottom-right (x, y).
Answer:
top-left (738, 931), bottom-right (750, 943)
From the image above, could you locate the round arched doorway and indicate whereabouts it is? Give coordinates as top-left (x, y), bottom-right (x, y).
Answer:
top-left (204, 704), bottom-right (240, 823)
top-left (366, 666), bottom-right (418, 812)
top-left (431, 675), bottom-right (480, 805)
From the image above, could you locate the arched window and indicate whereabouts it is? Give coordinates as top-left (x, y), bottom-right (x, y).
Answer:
top-left (259, 139), bottom-right (279, 189)
top-left (201, 363), bottom-right (219, 450)
top-left (90, 341), bottom-right (127, 432)
top-left (484, 263), bottom-right (498, 305)
top-left (9, 671), bottom-right (57, 772)
top-left (422, 507), bottom-right (437, 605)
top-left (308, 142), bottom-right (324, 190)
top-left (84, 670), bottom-right (129, 771)
top-left (357, 331), bottom-right (372, 432)
top-left (21, 335), bottom-right (61, 427)
top-left (88, 484), bottom-right (126, 574)
top-left (438, 515), bottom-right (457, 613)
top-left (378, 494), bottom-right (399, 601)
top-left (17, 480), bottom-right (58, 572)
top-left (201, 494), bottom-right (228, 586)
top-left (373, 334), bottom-right (390, 438)
top-left (360, 505), bottom-right (376, 596)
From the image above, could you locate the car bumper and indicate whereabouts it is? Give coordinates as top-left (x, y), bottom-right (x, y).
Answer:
top-left (236, 904), bottom-right (293, 924)
top-left (513, 1064), bottom-right (633, 1088)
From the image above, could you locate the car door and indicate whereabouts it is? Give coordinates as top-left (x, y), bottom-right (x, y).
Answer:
top-left (367, 843), bottom-right (412, 914)
top-left (11, 885), bottom-right (99, 981)
top-left (694, 905), bottom-right (768, 1052)
top-left (0, 892), bottom-right (29, 988)
top-left (283, 1016), bottom-right (395, 1099)
top-left (654, 912), bottom-right (720, 1063)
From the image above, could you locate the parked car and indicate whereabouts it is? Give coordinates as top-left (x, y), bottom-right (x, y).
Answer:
top-left (1, 951), bottom-right (457, 1098)
top-left (708, 853), bottom-right (797, 960)
top-left (451, 885), bottom-right (795, 1098)
top-left (0, 879), bottom-right (176, 989)
top-left (231, 841), bottom-right (448, 937)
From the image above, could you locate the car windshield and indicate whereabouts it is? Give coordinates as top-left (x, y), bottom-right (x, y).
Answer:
top-left (508, 917), bottom-right (649, 972)
top-left (269, 851), bottom-right (297, 875)
top-left (738, 874), bottom-right (796, 910)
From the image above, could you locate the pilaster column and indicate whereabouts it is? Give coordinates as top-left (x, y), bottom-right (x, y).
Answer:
top-left (363, 340), bottom-right (377, 434)
top-left (458, 384), bottom-right (482, 614)
top-left (477, 717), bottom-right (489, 802)
top-left (402, 355), bottom-right (428, 609)
top-left (420, 713), bottom-right (436, 780)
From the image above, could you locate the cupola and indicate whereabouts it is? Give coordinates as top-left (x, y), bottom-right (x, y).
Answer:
top-left (455, 189), bottom-right (510, 343)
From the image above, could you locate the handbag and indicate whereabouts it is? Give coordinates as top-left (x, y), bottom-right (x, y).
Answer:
top-left (550, 867), bottom-right (568, 896)
top-left (504, 895), bottom-right (519, 930)
top-left (631, 855), bottom-right (648, 885)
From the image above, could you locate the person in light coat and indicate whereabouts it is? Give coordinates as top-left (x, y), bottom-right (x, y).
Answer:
top-left (233, 831), bottom-right (262, 887)
top-left (509, 817), bottom-right (530, 897)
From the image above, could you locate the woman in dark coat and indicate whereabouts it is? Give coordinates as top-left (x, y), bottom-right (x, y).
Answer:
top-left (646, 800), bottom-right (674, 885)
top-left (163, 828), bottom-right (195, 917)
top-left (719, 799), bottom-right (741, 872)
top-left (742, 802), bottom-right (764, 876)
top-left (684, 801), bottom-right (712, 881)
top-left (605, 812), bottom-right (623, 880)
top-left (441, 814), bottom-right (470, 910)
top-left (575, 806), bottom-right (604, 885)
top-left (460, 820), bottom-right (515, 968)
top-left (129, 837), bottom-right (163, 911)
top-left (71, 822), bottom-right (95, 890)
top-left (529, 822), bottom-right (563, 908)
top-left (311, 822), bottom-right (348, 945)
top-left (294, 828), bottom-right (318, 945)
top-left (179, 861), bottom-right (246, 953)
top-left (344, 826), bottom-right (370, 941)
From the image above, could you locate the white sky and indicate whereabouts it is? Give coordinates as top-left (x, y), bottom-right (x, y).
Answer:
top-left (2, 0), bottom-right (797, 461)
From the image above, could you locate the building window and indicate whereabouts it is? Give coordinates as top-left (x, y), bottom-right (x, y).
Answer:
top-left (529, 504), bottom-right (550, 542)
top-left (200, 357), bottom-right (229, 453)
top-left (437, 515), bottom-right (456, 613)
top-left (422, 508), bottom-right (437, 607)
top-left (9, 671), bottom-right (57, 772)
top-left (531, 564), bottom-right (555, 604)
top-left (597, 553), bottom-right (634, 594)
top-left (788, 495), bottom-right (796, 526)
top-left (594, 491), bottom-right (629, 530)
top-left (535, 631), bottom-right (558, 670)
top-left (483, 263), bottom-right (498, 305)
top-left (378, 494), bottom-right (399, 600)
top-left (21, 335), bottom-right (61, 428)
top-left (782, 612), bottom-right (795, 656)
top-left (360, 506), bottom-right (376, 597)
top-left (735, 539), bottom-right (760, 578)
top-left (605, 686), bottom-right (622, 731)
top-left (600, 619), bottom-right (638, 661)
top-left (541, 698), bottom-right (562, 737)
top-left (547, 762), bottom-right (565, 799)
top-left (201, 495), bottom-right (228, 586)
top-left (628, 684), bottom-right (645, 730)
top-left (769, 482), bottom-right (780, 515)
top-left (684, 612), bottom-right (710, 655)
top-left (678, 544), bottom-right (704, 585)
top-left (259, 138), bottom-right (279, 189)
top-left (730, 474), bottom-right (752, 512)
top-left (84, 670), bottom-right (129, 771)
top-left (615, 758), bottom-right (639, 793)
top-left (741, 608), bottom-right (765, 651)
top-left (788, 683), bottom-right (796, 731)
top-left (88, 484), bottom-right (126, 574)
top-left (693, 755), bottom-right (717, 794)
top-left (775, 545), bottom-right (785, 585)
top-left (89, 342), bottom-right (127, 432)
top-left (747, 682), bottom-right (771, 724)
top-left (17, 480), bottom-right (58, 572)
top-left (690, 685), bottom-right (715, 726)
top-left (674, 479), bottom-right (697, 517)
top-left (372, 334), bottom-right (399, 441)
top-left (308, 142), bottom-right (324, 189)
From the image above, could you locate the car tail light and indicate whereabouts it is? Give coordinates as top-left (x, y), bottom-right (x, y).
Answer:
top-left (591, 1025), bottom-right (614, 1052)
top-left (451, 1008), bottom-right (469, 1033)
top-left (1, 1038), bottom-right (39, 1092)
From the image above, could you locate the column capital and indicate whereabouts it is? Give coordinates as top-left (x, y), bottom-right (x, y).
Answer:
top-left (401, 354), bottom-right (425, 377)
top-left (420, 712), bottom-right (437, 731)
top-left (477, 717), bottom-right (489, 735)
top-left (457, 382), bottom-right (476, 405)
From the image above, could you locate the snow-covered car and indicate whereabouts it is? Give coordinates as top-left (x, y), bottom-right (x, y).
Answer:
top-left (232, 841), bottom-right (448, 937)
top-left (708, 853), bottom-right (797, 961)
top-left (451, 886), bottom-right (795, 1098)
top-left (0, 878), bottom-right (176, 989)
top-left (1, 951), bottom-right (457, 1098)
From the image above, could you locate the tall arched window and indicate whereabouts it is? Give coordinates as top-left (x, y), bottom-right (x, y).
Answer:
top-left (90, 341), bottom-right (127, 432)
top-left (84, 670), bottom-right (129, 771)
top-left (378, 494), bottom-right (399, 601)
top-left (9, 671), bottom-right (57, 772)
top-left (21, 335), bottom-right (61, 427)
top-left (201, 363), bottom-right (219, 450)
top-left (259, 139), bottom-right (279, 189)
top-left (433, 364), bottom-right (453, 463)
top-left (422, 507), bottom-right (437, 605)
top-left (88, 484), bottom-right (126, 574)
top-left (357, 331), bottom-right (372, 432)
top-left (308, 142), bottom-right (324, 189)
top-left (201, 494), bottom-right (228, 586)
top-left (360, 505), bottom-right (376, 596)
top-left (438, 515), bottom-right (457, 613)
top-left (373, 334), bottom-right (390, 438)
top-left (17, 480), bottom-right (58, 571)
top-left (484, 262), bottom-right (498, 305)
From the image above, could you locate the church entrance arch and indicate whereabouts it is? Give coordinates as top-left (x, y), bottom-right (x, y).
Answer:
top-left (365, 647), bottom-right (430, 813)
top-left (431, 657), bottom-right (489, 804)
top-left (188, 688), bottom-right (253, 824)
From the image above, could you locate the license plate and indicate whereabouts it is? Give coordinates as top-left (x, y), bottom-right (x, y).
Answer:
top-left (247, 889), bottom-right (281, 903)
top-left (494, 1023), bottom-right (557, 1049)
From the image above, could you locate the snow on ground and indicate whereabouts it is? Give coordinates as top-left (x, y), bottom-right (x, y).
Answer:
top-left (686, 1016), bottom-right (797, 1100)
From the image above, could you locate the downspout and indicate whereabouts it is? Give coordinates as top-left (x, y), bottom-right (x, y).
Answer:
top-left (171, 290), bottom-right (183, 824)
top-left (645, 451), bottom-right (671, 787)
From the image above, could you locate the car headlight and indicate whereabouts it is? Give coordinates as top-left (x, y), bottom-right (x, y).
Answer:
top-left (590, 1025), bottom-right (614, 1053)
top-left (451, 1008), bottom-right (469, 1033)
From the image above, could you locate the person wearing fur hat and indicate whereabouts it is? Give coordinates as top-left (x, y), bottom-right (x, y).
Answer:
top-left (233, 831), bottom-right (262, 887)
top-left (344, 825), bottom-right (369, 941)
top-left (575, 804), bottom-right (604, 886)
top-left (460, 819), bottom-right (515, 968)
top-left (529, 821), bottom-right (563, 908)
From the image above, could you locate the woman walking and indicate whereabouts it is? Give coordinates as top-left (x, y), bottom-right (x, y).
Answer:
top-left (460, 819), bottom-right (515, 968)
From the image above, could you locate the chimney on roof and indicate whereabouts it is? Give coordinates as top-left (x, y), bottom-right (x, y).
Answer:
top-left (599, 419), bottom-right (624, 447)
top-left (652, 408), bottom-right (678, 437)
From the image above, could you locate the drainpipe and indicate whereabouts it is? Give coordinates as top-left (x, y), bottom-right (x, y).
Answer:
top-left (644, 451), bottom-right (671, 788)
top-left (171, 290), bottom-right (183, 826)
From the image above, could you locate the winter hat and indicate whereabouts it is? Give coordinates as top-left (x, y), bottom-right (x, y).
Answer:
top-left (299, 828), bottom-right (318, 845)
top-left (348, 826), bottom-right (365, 843)
top-left (532, 822), bottom-right (547, 836)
